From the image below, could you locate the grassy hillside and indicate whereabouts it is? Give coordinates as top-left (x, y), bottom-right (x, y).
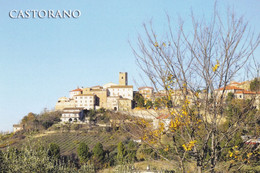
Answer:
top-left (1, 126), bottom-right (130, 157)
top-left (37, 130), bottom-right (128, 155)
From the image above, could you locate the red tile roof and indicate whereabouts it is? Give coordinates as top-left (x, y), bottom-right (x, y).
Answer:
top-left (235, 90), bottom-right (260, 94)
top-left (156, 114), bottom-right (170, 119)
top-left (70, 88), bottom-right (82, 92)
top-left (91, 85), bottom-right (103, 89)
top-left (138, 86), bottom-right (154, 90)
top-left (216, 85), bottom-right (244, 91)
top-left (230, 81), bottom-right (241, 85)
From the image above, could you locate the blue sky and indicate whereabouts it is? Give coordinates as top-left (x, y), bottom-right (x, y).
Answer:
top-left (0, 0), bottom-right (259, 132)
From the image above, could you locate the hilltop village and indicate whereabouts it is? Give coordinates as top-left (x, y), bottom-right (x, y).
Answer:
top-left (52, 72), bottom-right (260, 124)
top-left (55, 72), bottom-right (133, 123)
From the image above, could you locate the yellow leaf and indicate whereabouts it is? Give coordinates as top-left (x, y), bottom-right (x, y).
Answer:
top-left (212, 60), bottom-right (220, 72)
top-left (162, 42), bottom-right (166, 47)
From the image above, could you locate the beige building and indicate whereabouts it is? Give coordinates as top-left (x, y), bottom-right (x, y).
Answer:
top-left (107, 96), bottom-right (120, 110)
top-left (82, 86), bottom-right (107, 109)
top-left (215, 82), bottom-right (260, 108)
top-left (138, 86), bottom-right (154, 100)
top-left (229, 81), bottom-right (251, 91)
top-left (118, 98), bottom-right (132, 111)
top-left (13, 124), bottom-right (24, 133)
top-left (215, 85), bottom-right (244, 99)
top-left (119, 72), bottom-right (128, 85)
top-left (55, 97), bottom-right (75, 110)
top-left (106, 72), bottom-right (133, 110)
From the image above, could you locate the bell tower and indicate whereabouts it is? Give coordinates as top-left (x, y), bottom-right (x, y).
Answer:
top-left (119, 72), bottom-right (128, 86)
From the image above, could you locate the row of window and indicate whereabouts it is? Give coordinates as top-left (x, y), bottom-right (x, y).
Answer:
top-left (75, 100), bottom-right (93, 103)
top-left (77, 104), bottom-right (94, 107)
top-left (111, 93), bottom-right (131, 97)
top-left (75, 96), bottom-right (93, 100)
top-left (62, 114), bottom-right (79, 118)
top-left (110, 88), bottom-right (131, 91)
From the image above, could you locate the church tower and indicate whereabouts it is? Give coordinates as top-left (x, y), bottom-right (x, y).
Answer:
top-left (119, 72), bottom-right (128, 86)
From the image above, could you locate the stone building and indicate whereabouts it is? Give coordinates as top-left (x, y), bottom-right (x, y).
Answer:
top-left (138, 86), bottom-right (154, 100)
top-left (55, 97), bottom-right (75, 110)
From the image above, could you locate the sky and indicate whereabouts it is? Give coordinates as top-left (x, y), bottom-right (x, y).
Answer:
top-left (0, 0), bottom-right (259, 132)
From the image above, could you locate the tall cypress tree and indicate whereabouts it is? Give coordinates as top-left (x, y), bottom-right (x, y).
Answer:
top-left (117, 142), bottom-right (126, 164)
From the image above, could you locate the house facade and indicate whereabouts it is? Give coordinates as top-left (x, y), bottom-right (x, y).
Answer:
top-left (138, 86), bottom-right (154, 100)
top-left (60, 107), bottom-right (84, 123)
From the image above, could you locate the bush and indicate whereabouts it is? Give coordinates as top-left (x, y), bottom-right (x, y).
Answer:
top-left (77, 142), bottom-right (91, 164)
top-left (48, 143), bottom-right (60, 159)
top-left (92, 142), bottom-right (105, 169)
top-left (1, 141), bottom-right (79, 172)
top-left (71, 124), bottom-right (81, 130)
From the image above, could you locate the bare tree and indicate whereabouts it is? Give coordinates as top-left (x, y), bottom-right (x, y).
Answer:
top-left (129, 5), bottom-right (259, 173)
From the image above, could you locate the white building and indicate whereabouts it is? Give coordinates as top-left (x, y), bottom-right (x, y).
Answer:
top-left (108, 85), bottom-right (133, 100)
top-left (61, 107), bottom-right (83, 123)
top-left (73, 94), bottom-right (95, 110)
top-left (13, 124), bottom-right (24, 133)
top-left (69, 88), bottom-right (82, 98)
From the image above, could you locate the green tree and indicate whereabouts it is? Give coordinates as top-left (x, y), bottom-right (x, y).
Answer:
top-left (77, 142), bottom-right (91, 163)
top-left (145, 100), bottom-right (153, 109)
top-left (117, 142), bottom-right (126, 164)
top-left (226, 92), bottom-right (235, 103)
top-left (48, 143), bottom-right (60, 159)
top-left (134, 92), bottom-right (145, 107)
top-left (87, 109), bottom-right (96, 122)
top-left (93, 142), bottom-right (105, 163)
top-left (250, 78), bottom-right (260, 92)
top-left (131, 4), bottom-right (259, 172)
top-left (39, 110), bottom-right (61, 129)
top-left (153, 98), bottom-right (161, 109)
top-left (0, 150), bottom-right (5, 172)
top-left (126, 140), bottom-right (137, 163)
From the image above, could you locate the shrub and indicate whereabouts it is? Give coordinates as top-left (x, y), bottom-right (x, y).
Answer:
top-left (77, 142), bottom-right (91, 164)
top-left (48, 143), bottom-right (60, 159)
